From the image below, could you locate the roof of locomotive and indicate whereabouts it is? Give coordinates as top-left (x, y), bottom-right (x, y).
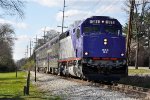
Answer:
top-left (35, 35), bottom-right (60, 52)
top-left (84, 16), bottom-right (121, 25)
top-left (70, 16), bottom-right (121, 29)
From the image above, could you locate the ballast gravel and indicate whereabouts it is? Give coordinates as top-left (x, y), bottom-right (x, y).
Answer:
top-left (30, 72), bottom-right (139, 100)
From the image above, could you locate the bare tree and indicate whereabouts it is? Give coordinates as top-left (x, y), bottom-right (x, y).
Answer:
top-left (0, 24), bottom-right (15, 46)
top-left (123, 0), bottom-right (150, 68)
top-left (46, 30), bottom-right (59, 41)
top-left (0, 24), bottom-right (15, 72)
top-left (134, 0), bottom-right (150, 68)
top-left (0, 0), bottom-right (25, 71)
top-left (0, 0), bottom-right (25, 18)
top-left (69, 20), bottom-right (82, 28)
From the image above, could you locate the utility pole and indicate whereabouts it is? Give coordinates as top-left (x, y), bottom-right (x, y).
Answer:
top-left (58, 0), bottom-right (68, 33)
top-left (34, 35), bottom-right (38, 82)
top-left (26, 40), bottom-right (32, 95)
top-left (62, 0), bottom-right (65, 34)
top-left (29, 40), bottom-right (32, 57)
top-left (24, 52), bottom-right (26, 58)
top-left (126, 0), bottom-right (135, 67)
top-left (35, 35), bottom-right (38, 47)
top-left (43, 27), bottom-right (46, 44)
top-left (26, 45), bottom-right (28, 58)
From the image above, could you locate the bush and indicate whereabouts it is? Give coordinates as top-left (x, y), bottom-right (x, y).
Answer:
top-left (0, 64), bottom-right (16, 72)
top-left (22, 60), bottom-right (35, 70)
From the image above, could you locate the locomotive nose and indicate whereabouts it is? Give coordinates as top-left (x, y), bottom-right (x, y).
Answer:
top-left (83, 34), bottom-right (126, 58)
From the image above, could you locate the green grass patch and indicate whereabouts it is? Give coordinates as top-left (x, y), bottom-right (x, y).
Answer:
top-left (0, 71), bottom-right (61, 100)
top-left (128, 69), bottom-right (150, 74)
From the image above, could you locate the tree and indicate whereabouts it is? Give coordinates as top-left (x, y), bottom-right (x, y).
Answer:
top-left (0, 0), bottom-right (25, 71)
top-left (35, 29), bottom-right (59, 49)
top-left (0, 24), bottom-right (15, 72)
top-left (69, 20), bottom-right (82, 28)
top-left (123, 0), bottom-right (150, 68)
top-left (0, 0), bottom-right (25, 18)
top-left (45, 30), bottom-right (59, 41)
top-left (143, 10), bottom-right (150, 68)
top-left (0, 24), bottom-right (15, 45)
top-left (16, 58), bottom-right (27, 70)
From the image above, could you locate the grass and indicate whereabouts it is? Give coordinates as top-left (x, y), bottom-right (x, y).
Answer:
top-left (0, 71), bottom-right (61, 100)
top-left (128, 69), bottom-right (150, 75)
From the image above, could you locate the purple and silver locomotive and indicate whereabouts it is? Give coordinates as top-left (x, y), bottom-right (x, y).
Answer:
top-left (35, 16), bottom-right (127, 81)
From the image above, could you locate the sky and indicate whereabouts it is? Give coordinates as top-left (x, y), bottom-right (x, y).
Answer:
top-left (0, 0), bottom-right (129, 61)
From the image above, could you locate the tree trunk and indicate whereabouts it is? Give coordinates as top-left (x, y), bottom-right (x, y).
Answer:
top-left (148, 36), bottom-right (150, 69)
top-left (149, 54), bottom-right (150, 69)
top-left (135, 36), bottom-right (139, 69)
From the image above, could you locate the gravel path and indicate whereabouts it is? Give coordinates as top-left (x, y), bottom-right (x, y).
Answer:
top-left (30, 72), bottom-right (139, 100)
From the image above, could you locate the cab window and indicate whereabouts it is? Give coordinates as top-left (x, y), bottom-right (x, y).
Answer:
top-left (105, 25), bottom-right (121, 35)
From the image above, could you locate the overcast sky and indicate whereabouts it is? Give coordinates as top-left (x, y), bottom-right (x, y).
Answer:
top-left (0, 0), bottom-right (129, 61)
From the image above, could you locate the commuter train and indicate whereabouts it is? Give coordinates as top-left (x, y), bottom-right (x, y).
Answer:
top-left (35, 16), bottom-right (128, 81)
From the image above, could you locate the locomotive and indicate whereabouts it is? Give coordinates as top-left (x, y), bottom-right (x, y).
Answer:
top-left (35, 16), bottom-right (128, 81)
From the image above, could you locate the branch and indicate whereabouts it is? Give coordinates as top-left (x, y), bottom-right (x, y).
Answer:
top-left (0, 0), bottom-right (25, 18)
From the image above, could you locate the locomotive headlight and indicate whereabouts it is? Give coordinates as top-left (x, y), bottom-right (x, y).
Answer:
top-left (104, 42), bottom-right (107, 45)
top-left (84, 52), bottom-right (88, 55)
top-left (104, 39), bottom-right (107, 42)
top-left (104, 39), bottom-right (107, 45)
top-left (121, 53), bottom-right (124, 56)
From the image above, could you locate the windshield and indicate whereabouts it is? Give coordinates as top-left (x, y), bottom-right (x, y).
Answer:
top-left (105, 25), bottom-right (121, 35)
top-left (83, 26), bottom-right (100, 33)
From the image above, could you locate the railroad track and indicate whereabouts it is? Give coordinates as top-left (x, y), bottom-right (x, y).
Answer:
top-left (60, 75), bottom-right (150, 99)
top-left (31, 71), bottom-right (150, 100)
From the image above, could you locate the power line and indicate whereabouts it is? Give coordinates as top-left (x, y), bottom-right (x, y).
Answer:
top-left (59, 0), bottom-right (122, 28)
top-left (99, 0), bottom-right (121, 15)
top-left (62, 0), bottom-right (102, 26)
top-left (68, 0), bottom-right (102, 19)
top-left (81, 0), bottom-right (121, 19)
top-left (86, 0), bottom-right (102, 17)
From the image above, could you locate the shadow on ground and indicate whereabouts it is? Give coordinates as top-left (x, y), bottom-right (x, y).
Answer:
top-left (0, 94), bottom-right (24, 100)
top-left (0, 90), bottom-right (61, 100)
top-left (119, 75), bottom-right (150, 88)
top-left (0, 77), bottom-right (24, 81)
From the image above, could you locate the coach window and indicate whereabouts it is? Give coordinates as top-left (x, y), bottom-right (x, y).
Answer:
top-left (66, 31), bottom-right (69, 37)
top-left (73, 29), bottom-right (75, 33)
top-left (78, 60), bottom-right (81, 65)
top-left (76, 29), bottom-right (80, 38)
